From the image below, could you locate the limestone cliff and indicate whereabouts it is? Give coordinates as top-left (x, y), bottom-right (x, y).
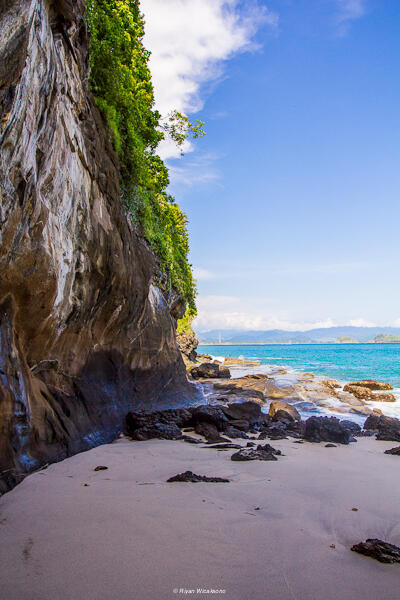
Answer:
top-left (0, 0), bottom-right (199, 492)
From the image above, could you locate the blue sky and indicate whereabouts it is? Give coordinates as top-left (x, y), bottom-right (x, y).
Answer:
top-left (141, 0), bottom-right (400, 331)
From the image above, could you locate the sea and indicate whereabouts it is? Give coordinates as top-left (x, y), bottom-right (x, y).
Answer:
top-left (197, 342), bottom-right (400, 422)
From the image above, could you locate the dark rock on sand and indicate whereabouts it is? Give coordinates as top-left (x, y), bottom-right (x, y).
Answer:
top-left (303, 417), bottom-right (351, 445)
top-left (384, 446), bottom-right (400, 455)
top-left (194, 422), bottom-right (229, 443)
top-left (126, 409), bottom-right (192, 441)
top-left (354, 430), bottom-right (375, 437)
top-left (269, 401), bottom-right (301, 422)
top-left (191, 363), bottom-right (231, 380)
top-left (231, 444), bottom-right (281, 461)
top-left (204, 443), bottom-right (242, 450)
top-left (94, 466), bottom-right (108, 471)
top-left (182, 436), bottom-right (203, 445)
top-left (223, 425), bottom-right (249, 439)
top-left (351, 539), bottom-right (400, 563)
top-left (325, 443), bottom-right (337, 448)
top-left (340, 420), bottom-right (362, 434)
top-left (258, 417), bottom-right (304, 441)
top-left (167, 471), bottom-right (230, 483)
top-left (364, 415), bottom-right (400, 442)
top-left (191, 405), bottom-right (228, 430)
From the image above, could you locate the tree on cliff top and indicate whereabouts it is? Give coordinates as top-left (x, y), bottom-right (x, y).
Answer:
top-left (85, 0), bottom-right (204, 315)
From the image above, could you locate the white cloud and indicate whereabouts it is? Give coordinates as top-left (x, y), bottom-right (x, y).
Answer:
top-left (140, 0), bottom-right (278, 158)
top-left (168, 152), bottom-right (222, 186)
top-left (334, 0), bottom-right (367, 34)
top-left (193, 296), bottom-right (339, 331)
top-left (347, 318), bottom-right (376, 327)
top-left (193, 267), bottom-right (216, 280)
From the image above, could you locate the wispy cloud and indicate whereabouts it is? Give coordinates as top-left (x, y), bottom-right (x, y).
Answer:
top-left (193, 295), bottom-right (339, 331)
top-left (168, 152), bottom-right (222, 187)
top-left (140, 0), bottom-right (278, 159)
top-left (193, 267), bottom-right (216, 281)
top-left (334, 0), bottom-right (367, 35)
top-left (193, 295), bottom-right (386, 332)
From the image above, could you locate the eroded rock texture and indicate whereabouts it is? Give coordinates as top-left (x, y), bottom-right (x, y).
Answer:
top-left (0, 0), bottom-right (199, 492)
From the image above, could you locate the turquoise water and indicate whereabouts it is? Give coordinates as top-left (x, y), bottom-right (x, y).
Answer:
top-left (197, 343), bottom-right (400, 386)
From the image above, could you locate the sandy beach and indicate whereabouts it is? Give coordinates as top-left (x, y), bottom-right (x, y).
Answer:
top-left (1, 435), bottom-right (400, 600)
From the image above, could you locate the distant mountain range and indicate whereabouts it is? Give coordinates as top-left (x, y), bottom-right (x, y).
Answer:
top-left (196, 326), bottom-right (400, 344)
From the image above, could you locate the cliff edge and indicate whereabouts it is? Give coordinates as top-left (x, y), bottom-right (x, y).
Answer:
top-left (0, 0), bottom-right (199, 492)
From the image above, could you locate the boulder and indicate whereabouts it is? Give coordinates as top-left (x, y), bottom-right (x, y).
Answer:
top-left (303, 416), bottom-right (351, 444)
top-left (194, 422), bottom-right (229, 443)
top-left (126, 409), bottom-right (192, 441)
top-left (269, 401), bottom-right (301, 422)
top-left (191, 405), bottom-right (228, 430)
top-left (371, 393), bottom-right (396, 403)
top-left (339, 420), bottom-right (362, 434)
top-left (343, 384), bottom-right (373, 400)
top-left (196, 354), bottom-right (213, 362)
top-left (363, 415), bottom-right (400, 442)
top-left (231, 443), bottom-right (281, 462)
top-left (191, 362), bottom-right (231, 379)
top-left (221, 401), bottom-right (262, 426)
top-left (351, 539), bottom-right (400, 563)
top-left (321, 379), bottom-right (341, 390)
top-left (214, 374), bottom-right (268, 400)
top-left (347, 380), bottom-right (393, 391)
top-left (223, 425), bottom-right (249, 439)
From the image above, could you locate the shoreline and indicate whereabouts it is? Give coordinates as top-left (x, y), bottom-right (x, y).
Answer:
top-left (194, 354), bottom-right (400, 425)
top-left (197, 341), bottom-right (400, 345)
top-left (1, 435), bottom-right (400, 600)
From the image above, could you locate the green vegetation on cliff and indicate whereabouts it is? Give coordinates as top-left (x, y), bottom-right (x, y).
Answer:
top-left (85, 0), bottom-right (202, 314)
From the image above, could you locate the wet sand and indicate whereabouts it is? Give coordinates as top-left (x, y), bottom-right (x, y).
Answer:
top-left (1, 435), bottom-right (400, 600)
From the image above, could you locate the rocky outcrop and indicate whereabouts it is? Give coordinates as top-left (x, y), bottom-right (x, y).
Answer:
top-left (363, 415), bottom-right (400, 441)
top-left (224, 357), bottom-right (260, 366)
top-left (303, 417), bottom-right (352, 444)
top-left (0, 0), bottom-right (198, 492)
top-left (269, 401), bottom-right (301, 422)
top-left (347, 380), bottom-right (393, 391)
top-left (190, 362), bottom-right (231, 380)
top-left (343, 384), bottom-right (373, 400)
top-left (176, 326), bottom-right (198, 364)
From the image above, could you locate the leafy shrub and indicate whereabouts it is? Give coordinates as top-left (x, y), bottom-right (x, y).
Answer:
top-left (85, 0), bottom-right (199, 313)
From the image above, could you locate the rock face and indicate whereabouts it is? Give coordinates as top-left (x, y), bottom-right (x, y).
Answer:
top-left (0, 1), bottom-right (198, 492)
top-left (176, 327), bottom-right (198, 364)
